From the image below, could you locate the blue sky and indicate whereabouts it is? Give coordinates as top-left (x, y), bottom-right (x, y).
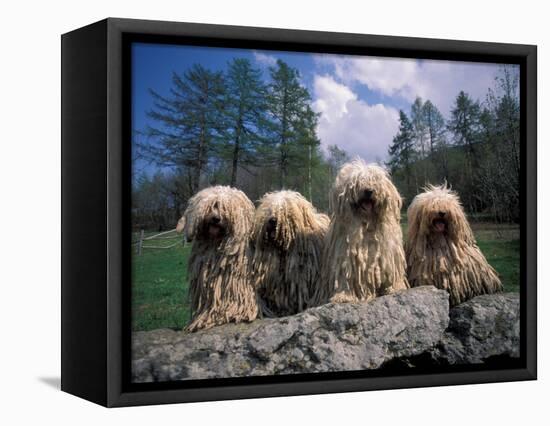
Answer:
top-left (132, 42), bottom-right (518, 171)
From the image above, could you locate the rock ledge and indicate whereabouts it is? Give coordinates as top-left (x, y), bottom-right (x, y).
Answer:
top-left (132, 287), bottom-right (519, 382)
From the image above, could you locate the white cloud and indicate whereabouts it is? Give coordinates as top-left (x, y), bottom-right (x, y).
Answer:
top-left (319, 55), bottom-right (504, 116)
top-left (312, 75), bottom-right (356, 121)
top-left (328, 56), bottom-right (418, 100)
top-left (312, 75), bottom-right (399, 163)
top-left (252, 51), bottom-right (277, 67)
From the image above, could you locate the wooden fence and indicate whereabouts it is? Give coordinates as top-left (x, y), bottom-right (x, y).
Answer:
top-left (132, 229), bottom-right (185, 255)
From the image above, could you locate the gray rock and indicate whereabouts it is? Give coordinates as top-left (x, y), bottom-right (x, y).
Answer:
top-left (436, 292), bottom-right (520, 364)
top-left (132, 288), bottom-right (520, 382)
top-left (132, 286), bottom-right (450, 382)
top-left (381, 292), bottom-right (520, 369)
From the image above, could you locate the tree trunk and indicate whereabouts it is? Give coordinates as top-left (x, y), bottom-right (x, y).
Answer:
top-left (194, 134), bottom-right (205, 192)
top-left (279, 87), bottom-right (288, 189)
top-left (280, 146), bottom-right (287, 189)
top-left (194, 108), bottom-right (209, 192)
top-left (230, 121), bottom-right (242, 187)
top-left (186, 168), bottom-right (194, 196)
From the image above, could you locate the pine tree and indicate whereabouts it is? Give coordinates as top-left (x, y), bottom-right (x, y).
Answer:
top-left (422, 100), bottom-right (446, 154)
top-left (142, 64), bottom-right (226, 193)
top-left (294, 107), bottom-right (321, 200)
top-left (447, 91), bottom-right (483, 212)
top-left (266, 60), bottom-right (315, 188)
top-left (447, 91), bottom-right (481, 155)
top-left (411, 97), bottom-right (428, 158)
top-left (220, 58), bottom-right (268, 186)
top-left (387, 110), bottom-right (416, 190)
top-left (478, 65), bottom-right (521, 222)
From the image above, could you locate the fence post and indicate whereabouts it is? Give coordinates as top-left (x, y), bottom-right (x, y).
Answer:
top-left (137, 229), bottom-right (144, 255)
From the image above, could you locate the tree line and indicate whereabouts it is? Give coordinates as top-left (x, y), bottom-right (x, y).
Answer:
top-left (132, 59), bottom-right (520, 231)
top-left (133, 58), bottom-right (349, 230)
top-left (387, 66), bottom-right (520, 223)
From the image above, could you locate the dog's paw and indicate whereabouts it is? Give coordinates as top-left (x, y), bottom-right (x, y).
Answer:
top-left (330, 292), bottom-right (358, 304)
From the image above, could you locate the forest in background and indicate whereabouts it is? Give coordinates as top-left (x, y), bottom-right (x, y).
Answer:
top-left (132, 58), bottom-right (520, 231)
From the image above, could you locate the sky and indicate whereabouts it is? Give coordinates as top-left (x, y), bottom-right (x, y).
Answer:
top-left (132, 42), bottom-right (518, 169)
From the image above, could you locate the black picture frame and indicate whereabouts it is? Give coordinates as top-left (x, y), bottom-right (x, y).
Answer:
top-left (61, 17), bottom-right (537, 407)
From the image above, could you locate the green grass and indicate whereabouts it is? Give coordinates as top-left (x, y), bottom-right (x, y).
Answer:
top-left (132, 223), bottom-right (520, 331)
top-left (132, 238), bottom-right (191, 331)
top-left (473, 224), bottom-right (520, 293)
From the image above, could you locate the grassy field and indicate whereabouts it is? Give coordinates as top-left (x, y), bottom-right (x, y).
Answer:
top-left (131, 232), bottom-right (191, 331)
top-left (132, 223), bottom-right (520, 332)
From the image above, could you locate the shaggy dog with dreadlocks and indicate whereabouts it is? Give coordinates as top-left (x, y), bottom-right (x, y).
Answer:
top-left (182, 185), bottom-right (259, 332)
top-left (406, 184), bottom-right (502, 306)
top-left (251, 190), bottom-right (329, 317)
top-left (314, 159), bottom-right (409, 305)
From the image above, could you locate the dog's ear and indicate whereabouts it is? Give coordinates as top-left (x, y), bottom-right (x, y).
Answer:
top-left (182, 207), bottom-right (197, 242)
top-left (385, 180), bottom-right (403, 223)
top-left (176, 216), bottom-right (186, 234)
top-left (449, 202), bottom-right (476, 245)
top-left (394, 195), bottom-right (403, 222)
top-left (406, 196), bottom-right (423, 243)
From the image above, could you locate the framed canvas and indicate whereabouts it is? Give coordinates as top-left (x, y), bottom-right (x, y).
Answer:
top-left (61, 18), bottom-right (537, 407)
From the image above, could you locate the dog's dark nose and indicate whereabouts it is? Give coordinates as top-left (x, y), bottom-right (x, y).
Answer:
top-left (211, 216), bottom-right (221, 224)
top-left (438, 211), bottom-right (446, 218)
top-left (364, 190), bottom-right (373, 198)
top-left (268, 217), bottom-right (277, 225)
